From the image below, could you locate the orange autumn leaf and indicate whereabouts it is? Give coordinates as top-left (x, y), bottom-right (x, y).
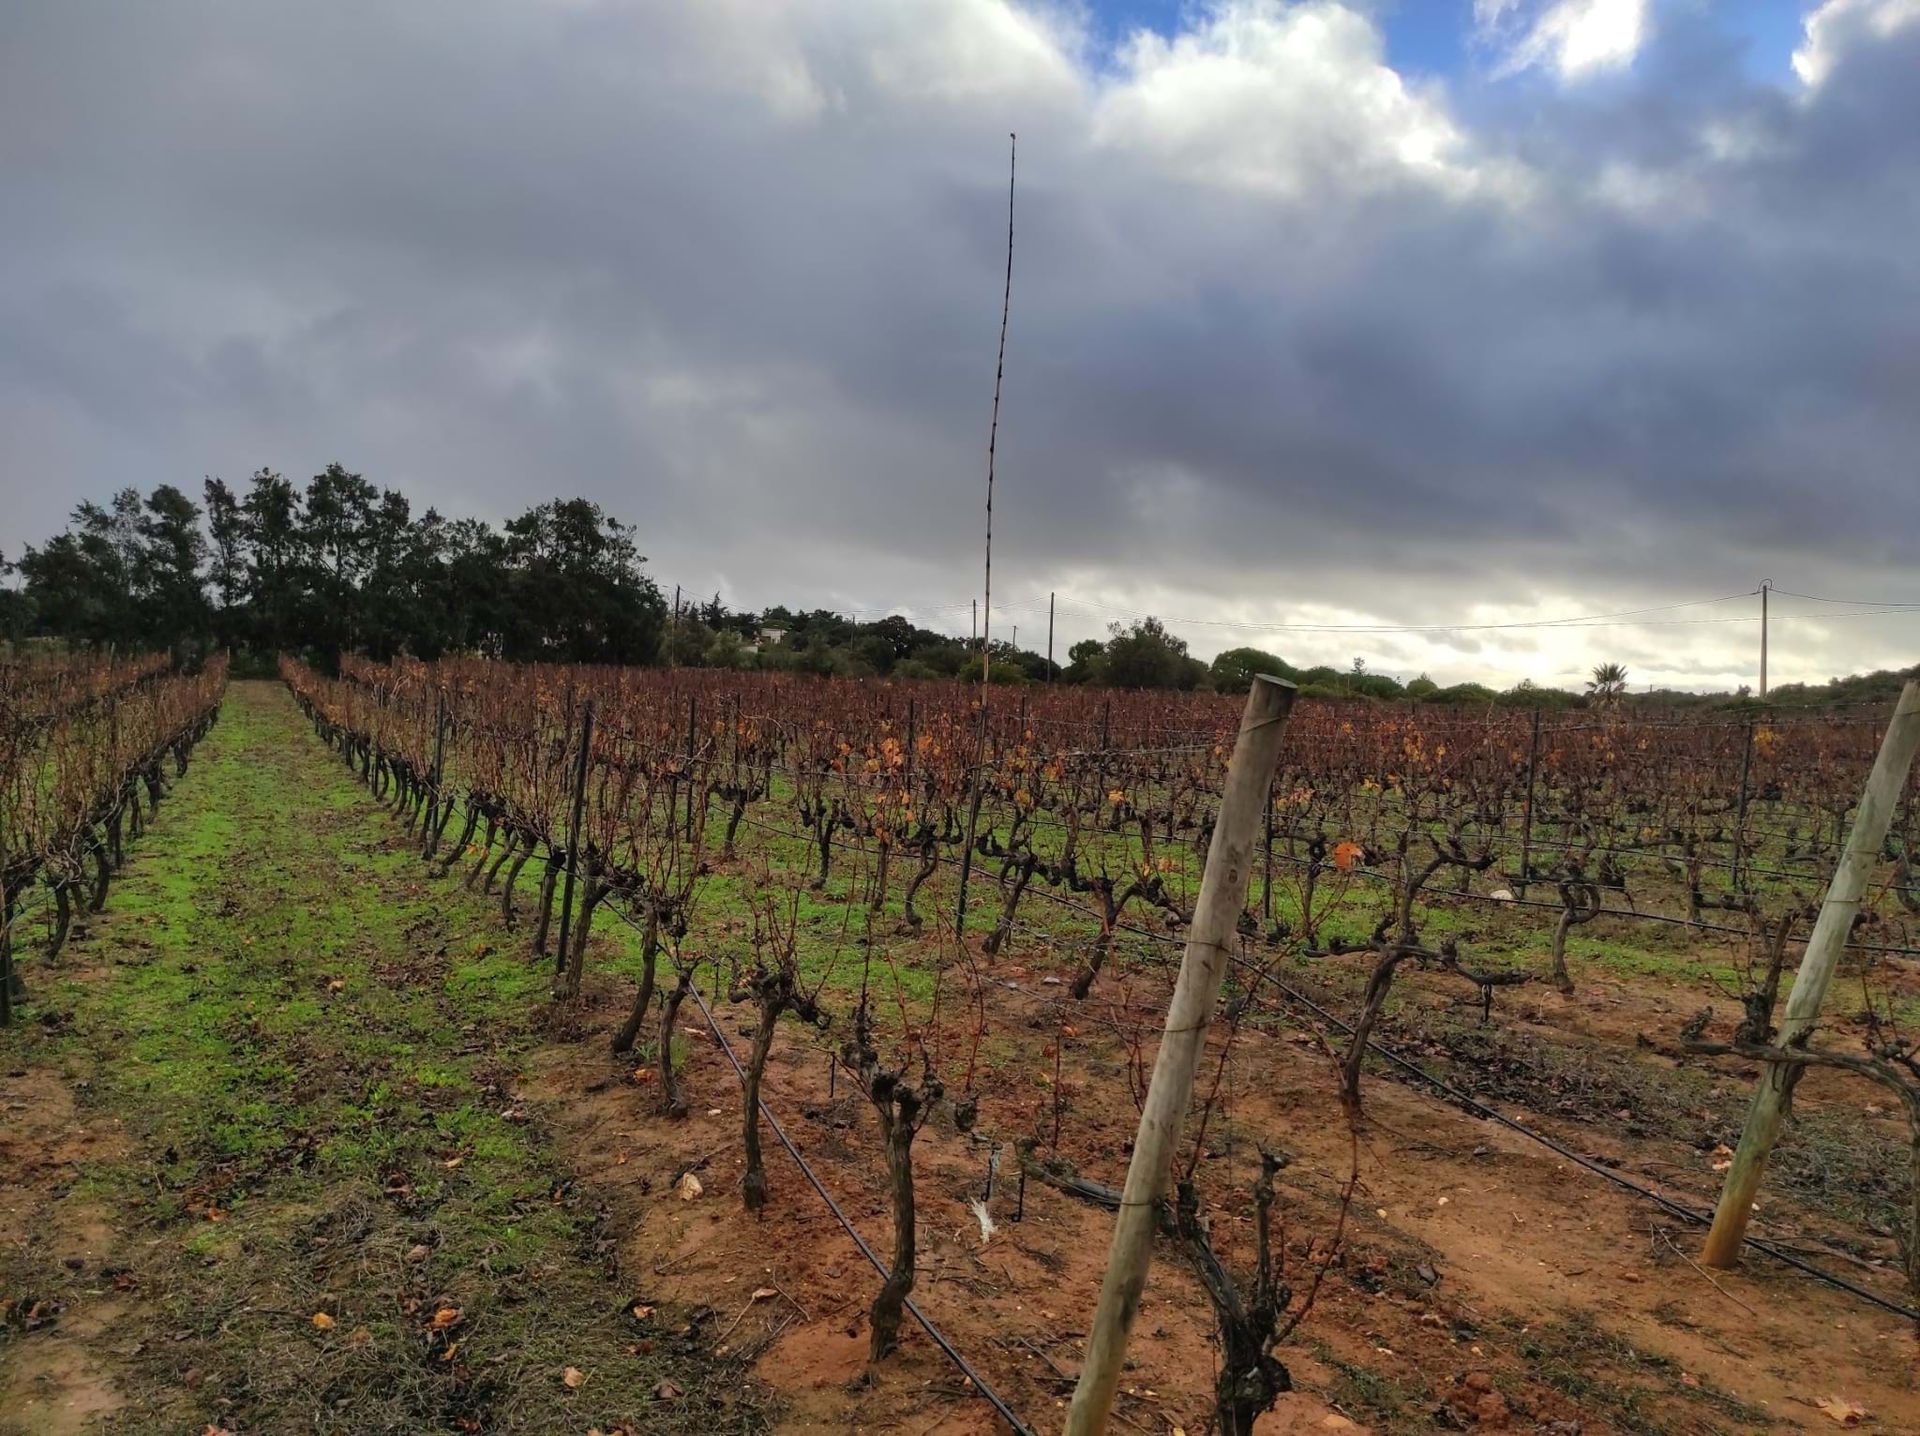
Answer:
top-left (1815, 1396), bottom-right (1869, 1427)
top-left (1332, 840), bottom-right (1364, 872)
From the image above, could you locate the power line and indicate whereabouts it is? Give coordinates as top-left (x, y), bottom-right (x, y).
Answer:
top-left (653, 580), bottom-right (1920, 644)
top-left (1769, 587), bottom-right (1920, 610)
top-left (1047, 589), bottom-right (1761, 633)
top-left (1046, 592), bottom-right (1920, 636)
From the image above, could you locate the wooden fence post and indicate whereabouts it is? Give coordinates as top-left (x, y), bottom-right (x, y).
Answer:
top-left (1064, 675), bottom-right (1297, 1435)
top-left (553, 699), bottom-right (596, 985)
top-left (1261, 789), bottom-right (1274, 925)
top-left (1700, 680), bottom-right (1920, 1268)
top-left (421, 689), bottom-right (447, 859)
top-left (1517, 708), bottom-right (1540, 896)
top-left (955, 695), bottom-right (989, 939)
top-left (1731, 718), bottom-right (1754, 891)
top-left (685, 694), bottom-right (698, 841)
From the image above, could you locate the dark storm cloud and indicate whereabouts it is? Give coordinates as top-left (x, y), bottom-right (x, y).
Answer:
top-left (2, 0), bottom-right (1917, 688)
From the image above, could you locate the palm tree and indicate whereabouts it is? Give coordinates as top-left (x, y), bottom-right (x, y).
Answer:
top-left (1587, 662), bottom-right (1628, 702)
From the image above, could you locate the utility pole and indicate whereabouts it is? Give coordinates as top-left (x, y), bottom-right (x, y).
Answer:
top-left (1047, 591), bottom-right (1055, 681)
top-left (1758, 579), bottom-right (1770, 698)
top-left (972, 598), bottom-right (977, 648)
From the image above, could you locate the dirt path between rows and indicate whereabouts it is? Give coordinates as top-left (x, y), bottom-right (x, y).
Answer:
top-left (1, 681), bottom-right (760, 1435)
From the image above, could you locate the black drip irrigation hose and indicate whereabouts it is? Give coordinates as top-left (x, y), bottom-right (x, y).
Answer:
top-left (599, 899), bottom-right (1039, 1436)
top-left (1247, 966), bottom-right (1920, 1324)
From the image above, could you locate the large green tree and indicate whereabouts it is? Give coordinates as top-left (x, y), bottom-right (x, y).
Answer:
top-left (499, 499), bottom-right (665, 664)
top-left (1096, 617), bottom-right (1206, 690)
top-left (1208, 646), bottom-right (1297, 693)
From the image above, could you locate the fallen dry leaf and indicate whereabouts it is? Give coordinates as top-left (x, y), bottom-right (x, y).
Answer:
top-left (1815, 1396), bottom-right (1869, 1426)
top-left (563, 1366), bottom-right (586, 1389)
top-left (429, 1306), bottom-right (462, 1330)
top-left (310, 1312), bottom-right (336, 1330)
top-left (750, 1287), bottom-right (776, 1301)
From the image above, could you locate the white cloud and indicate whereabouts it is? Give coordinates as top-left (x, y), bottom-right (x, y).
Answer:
top-left (1483, 0), bottom-right (1649, 80)
top-left (1092, 2), bottom-right (1485, 197)
top-left (860, 0), bottom-right (1081, 105)
top-left (1792, 0), bottom-right (1920, 87)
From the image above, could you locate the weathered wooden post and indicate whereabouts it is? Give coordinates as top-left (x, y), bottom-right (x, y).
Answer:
top-left (552, 699), bottom-right (596, 987)
top-left (955, 694), bottom-right (989, 939)
top-left (1730, 717), bottom-right (1754, 892)
top-left (1064, 675), bottom-right (1297, 1435)
top-left (1517, 708), bottom-right (1540, 896)
top-left (1260, 787), bottom-right (1274, 925)
top-left (421, 689), bottom-right (447, 859)
top-left (1700, 681), bottom-right (1920, 1269)
top-left (685, 693), bottom-right (698, 841)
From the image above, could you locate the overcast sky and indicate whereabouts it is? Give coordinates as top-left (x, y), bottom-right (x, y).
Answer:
top-left (3, 0), bottom-right (1917, 690)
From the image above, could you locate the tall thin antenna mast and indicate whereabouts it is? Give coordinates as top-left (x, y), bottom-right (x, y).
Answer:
top-left (981, 132), bottom-right (1015, 685)
top-left (954, 133), bottom-right (1017, 943)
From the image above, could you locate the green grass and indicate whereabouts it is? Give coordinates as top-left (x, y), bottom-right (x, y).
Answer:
top-left (1498, 1310), bottom-right (1772, 1431)
top-left (0, 682), bottom-right (763, 1436)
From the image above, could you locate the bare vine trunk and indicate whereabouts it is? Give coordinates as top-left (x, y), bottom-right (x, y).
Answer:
top-left (657, 972), bottom-right (693, 1118)
top-left (559, 869), bottom-right (606, 999)
top-left (611, 907), bottom-right (661, 1056)
top-left (870, 1108), bottom-right (917, 1360)
top-left (984, 852), bottom-right (1036, 956)
top-left (742, 991), bottom-right (780, 1212)
top-left (1343, 949), bottom-right (1411, 1107)
top-left (531, 856), bottom-right (560, 955)
top-left (499, 840), bottom-right (532, 925)
top-left (900, 838), bottom-right (937, 931)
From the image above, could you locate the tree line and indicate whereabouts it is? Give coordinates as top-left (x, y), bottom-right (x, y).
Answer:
top-left (3, 472), bottom-right (1909, 704)
top-left (0, 469), bottom-right (665, 669)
